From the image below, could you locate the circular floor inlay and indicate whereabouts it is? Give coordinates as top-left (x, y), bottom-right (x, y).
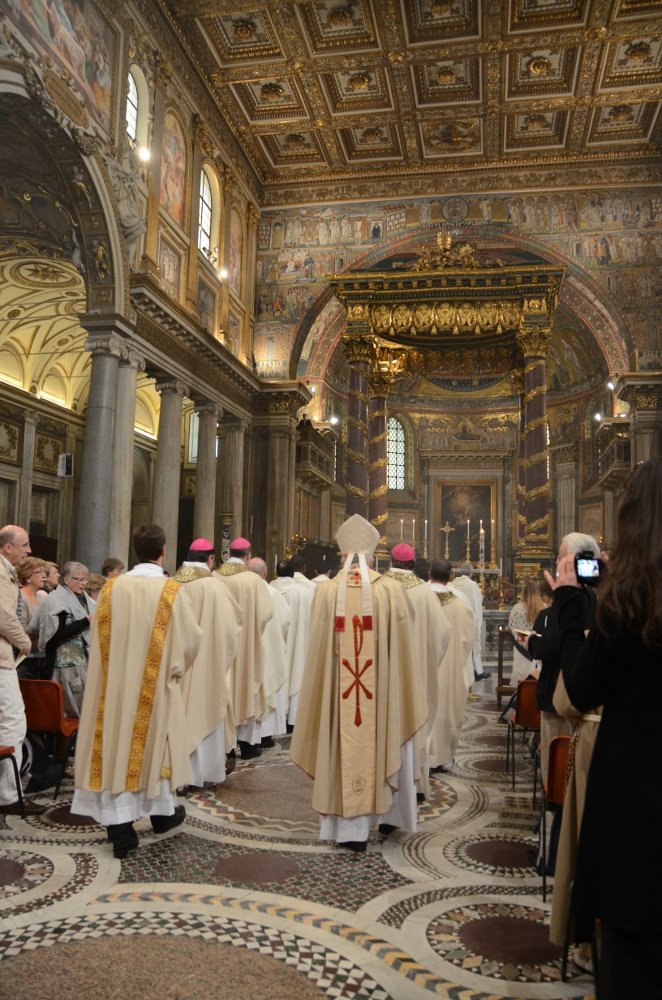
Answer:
top-left (214, 850), bottom-right (302, 885)
top-left (0, 858), bottom-right (25, 885)
top-left (470, 757), bottom-right (510, 773)
top-left (444, 834), bottom-right (536, 877)
top-left (427, 902), bottom-right (562, 983)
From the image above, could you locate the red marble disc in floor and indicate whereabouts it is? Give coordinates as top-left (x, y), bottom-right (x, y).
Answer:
top-left (465, 838), bottom-right (533, 869)
top-left (214, 851), bottom-right (302, 885)
top-left (459, 915), bottom-right (561, 965)
top-left (0, 858), bottom-right (25, 885)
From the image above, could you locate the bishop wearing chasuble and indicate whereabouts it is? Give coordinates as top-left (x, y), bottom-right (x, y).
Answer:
top-left (290, 515), bottom-right (426, 852)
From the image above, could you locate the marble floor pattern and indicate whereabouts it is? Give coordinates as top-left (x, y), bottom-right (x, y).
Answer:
top-left (0, 680), bottom-right (596, 1000)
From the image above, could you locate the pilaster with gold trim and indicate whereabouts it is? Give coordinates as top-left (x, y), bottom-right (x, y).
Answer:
top-left (342, 324), bottom-right (374, 518)
top-left (368, 369), bottom-right (393, 544)
top-left (516, 325), bottom-right (552, 562)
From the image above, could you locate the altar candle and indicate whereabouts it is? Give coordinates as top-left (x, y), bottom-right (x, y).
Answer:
top-left (466, 519), bottom-right (470, 541)
top-left (424, 519), bottom-right (428, 541)
top-left (400, 518), bottom-right (403, 540)
top-left (480, 519), bottom-right (484, 533)
top-left (412, 517), bottom-right (415, 540)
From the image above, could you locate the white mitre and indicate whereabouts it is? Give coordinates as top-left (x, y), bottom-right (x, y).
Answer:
top-left (335, 514), bottom-right (379, 632)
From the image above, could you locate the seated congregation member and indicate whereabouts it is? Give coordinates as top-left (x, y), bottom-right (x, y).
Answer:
top-left (547, 459), bottom-right (662, 999)
top-left (508, 579), bottom-right (546, 687)
top-left (291, 515), bottom-right (426, 853)
top-left (72, 524), bottom-right (202, 859)
top-left (426, 560), bottom-right (475, 772)
top-left (16, 556), bottom-right (47, 679)
top-left (100, 557), bottom-right (124, 579)
top-left (528, 533), bottom-right (597, 783)
top-left (38, 561), bottom-right (94, 717)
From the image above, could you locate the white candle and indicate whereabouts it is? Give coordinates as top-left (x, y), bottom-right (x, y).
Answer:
top-left (466, 519), bottom-right (470, 541)
top-left (499, 558), bottom-right (503, 576)
top-left (400, 518), bottom-right (403, 540)
top-left (412, 517), bottom-right (415, 541)
top-left (424, 518), bottom-right (428, 541)
top-left (480, 518), bottom-right (484, 534)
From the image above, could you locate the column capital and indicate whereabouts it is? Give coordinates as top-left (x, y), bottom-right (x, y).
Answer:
top-left (120, 348), bottom-right (146, 372)
top-left (155, 378), bottom-right (188, 398)
top-left (342, 333), bottom-right (375, 366)
top-left (191, 113), bottom-right (216, 158)
top-left (368, 370), bottom-right (394, 397)
top-left (84, 333), bottom-right (125, 358)
top-left (194, 399), bottom-right (222, 419)
top-left (23, 409), bottom-right (40, 427)
top-left (516, 325), bottom-right (552, 359)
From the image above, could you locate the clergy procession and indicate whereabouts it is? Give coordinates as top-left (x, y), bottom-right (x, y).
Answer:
top-left (0, 514), bottom-right (477, 858)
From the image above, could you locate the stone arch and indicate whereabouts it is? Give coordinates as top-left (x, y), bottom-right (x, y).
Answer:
top-left (0, 90), bottom-right (130, 320)
top-left (289, 225), bottom-right (630, 382)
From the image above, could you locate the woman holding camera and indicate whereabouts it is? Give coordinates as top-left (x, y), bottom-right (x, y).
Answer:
top-left (548, 458), bottom-right (662, 998)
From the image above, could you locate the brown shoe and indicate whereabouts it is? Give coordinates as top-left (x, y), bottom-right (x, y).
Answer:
top-left (0, 800), bottom-right (46, 816)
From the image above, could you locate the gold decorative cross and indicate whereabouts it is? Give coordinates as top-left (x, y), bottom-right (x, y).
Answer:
top-left (440, 521), bottom-right (453, 559)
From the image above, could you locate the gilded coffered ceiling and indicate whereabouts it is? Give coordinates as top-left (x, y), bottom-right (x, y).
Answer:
top-left (163, 0), bottom-right (662, 197)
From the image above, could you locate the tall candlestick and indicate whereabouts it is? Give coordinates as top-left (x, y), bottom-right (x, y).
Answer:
top-left (400, 518), bottom-right (403, 540)
top-left (466, 519), bottom-right (470, 541)
top-left (412, 517), bottom-right (415, 541)
top-left (424, 518), bottom-right (428, 542)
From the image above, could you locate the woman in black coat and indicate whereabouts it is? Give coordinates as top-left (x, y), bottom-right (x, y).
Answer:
top-left (548, 458), bottom-right (662, 999)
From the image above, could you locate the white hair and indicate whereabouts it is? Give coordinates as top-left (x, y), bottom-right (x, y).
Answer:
top-left (62, 561), bottom-right (88, 581)
top-left (247, 557), bottom-right (267, 579)
top-left (560, 532), bottom-right (600, 556)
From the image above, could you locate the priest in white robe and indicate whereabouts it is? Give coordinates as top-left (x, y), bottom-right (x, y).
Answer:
top-left (450, 562), bottom-right (489, 682)
top-left (427, 560), bottom-right (475, 771)
top-left (215, 537), bottom-right (272, 759)
top-left (381, 543), bottom-right (450, 800)
top-left (247, 557), bottom-right (290, 746)
top-left (270, 559), bottom-right (314, 726)
top-left (72, 524), bottom-right (202, 859)
top-left (291, 515), bottom-right (426, 852)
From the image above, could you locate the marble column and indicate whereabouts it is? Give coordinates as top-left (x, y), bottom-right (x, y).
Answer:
top-left (193, 401), bottom-right (221, 542)
top-left (153, 379), bottom-right (186, 574)
top-left (18, 410), bottom-right (39, 529)
top-left (368, 371), bottom-right (392, 546)
top-left (219, 419), bottom-right (246, 540)
top-left (554, 446), bottom-right (577, 546)
top-left (516, 326), bottom-right (552, 562)
top-left (342, 334), bottom-right (374, 518)
top-left (76, 333), bottom-right (123, 571)
top-left (109, 350), bottom-right (144, 565)
top-left (511, 368), bottom-right (526, 549)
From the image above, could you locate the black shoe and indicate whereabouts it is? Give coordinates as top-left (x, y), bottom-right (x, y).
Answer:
top-left (151, 804), bottom-right (186, 834)
top-left (416, 792), bottom-right (426, 803)
top-left (113, 839), bottom-right (139, 860)
top-left (226, 753), bottom-right (236, 776)
top-left (107, 822), bottom-right (139, 858)
top-left (474, 671), bottom-right (491, 681)
top-left (260, 736), bottom-right (276, 748)
top-left (238, 741), bottom-right (262, 760)
top-left (379, 823), bottom-right (397, 837)
top-left (337, 840), bottom-right (366, 853)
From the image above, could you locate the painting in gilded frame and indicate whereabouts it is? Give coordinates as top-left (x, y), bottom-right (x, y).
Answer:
top-left (160, 111), bottom-right (186, 226)
top-left (436, 481), bottom-right (496, 564)
top-left (158, 238), bottom-right (180, 299)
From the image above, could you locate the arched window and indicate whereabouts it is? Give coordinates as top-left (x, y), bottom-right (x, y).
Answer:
top-left (387, 417), bottom-right (406, 490)
top-left (198, 169), bottom-right (213, 255)
top-left (125, 71), bottom-right (138, 142)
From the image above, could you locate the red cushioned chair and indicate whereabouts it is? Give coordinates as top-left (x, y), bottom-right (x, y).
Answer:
top-left (0, 744), bottom-right (24, 817)
top-left (541, 734), bottom-right (572, 902)
top-left (19, 679), bottom-right (79, 800)
top-left (505, 678), bottom-right (541, 807)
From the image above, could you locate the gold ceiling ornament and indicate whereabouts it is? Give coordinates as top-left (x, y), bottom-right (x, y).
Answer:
top-left (260, 82), bottom-right (285, 102)
top-left (232, 18), bottom-right (257, 40)
top-left (436, 65), bottom-right (456, 86)
top-left (328, 6), bottom-right (354, 28)
top-left (526, 56), bottom-right (553, 78)
top-left (369, 300), bottom-right (523, 338)
top-left (283, 133), bottom-right (307, 149)
top-left (411, 233), bottom-right (485, 271)
top-left (360, 126), bottom-right (386, 144)
top-left (388, 51), bottom-right (406, 65)
top-left (607, 104), bottom-right (634, 123)
top-left (625, 41), bottom-right (652, 64)
top-left (430, 0), bottom-right (452, 14)
top-left (346, 72), bottom-right (371, 92)
top-left (523, 114), bottom-right (549, 132)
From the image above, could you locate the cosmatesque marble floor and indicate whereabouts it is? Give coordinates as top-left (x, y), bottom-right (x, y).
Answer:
top-left (0, 678), bottom-right (595, 1000)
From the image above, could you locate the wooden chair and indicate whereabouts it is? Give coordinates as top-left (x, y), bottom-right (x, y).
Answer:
top-left (18, 679), bottom-right (79, 800)
top-left (541, 734), bottom-right (572, 902)
top-left (505, 677), bottom-right (541, 806)
top-left (0, 744), bottom-right (24, 817)
top-left (496, 626), bottom-right (515, 707)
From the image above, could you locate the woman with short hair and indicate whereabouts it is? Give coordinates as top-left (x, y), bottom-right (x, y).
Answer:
top-left (39, 561), bottom-right (94, 717)
top-left (16, 556), bottom-right (47, 678)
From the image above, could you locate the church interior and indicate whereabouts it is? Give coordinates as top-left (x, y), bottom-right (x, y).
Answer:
top-left (0, 0), bottom-right (660, 996)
